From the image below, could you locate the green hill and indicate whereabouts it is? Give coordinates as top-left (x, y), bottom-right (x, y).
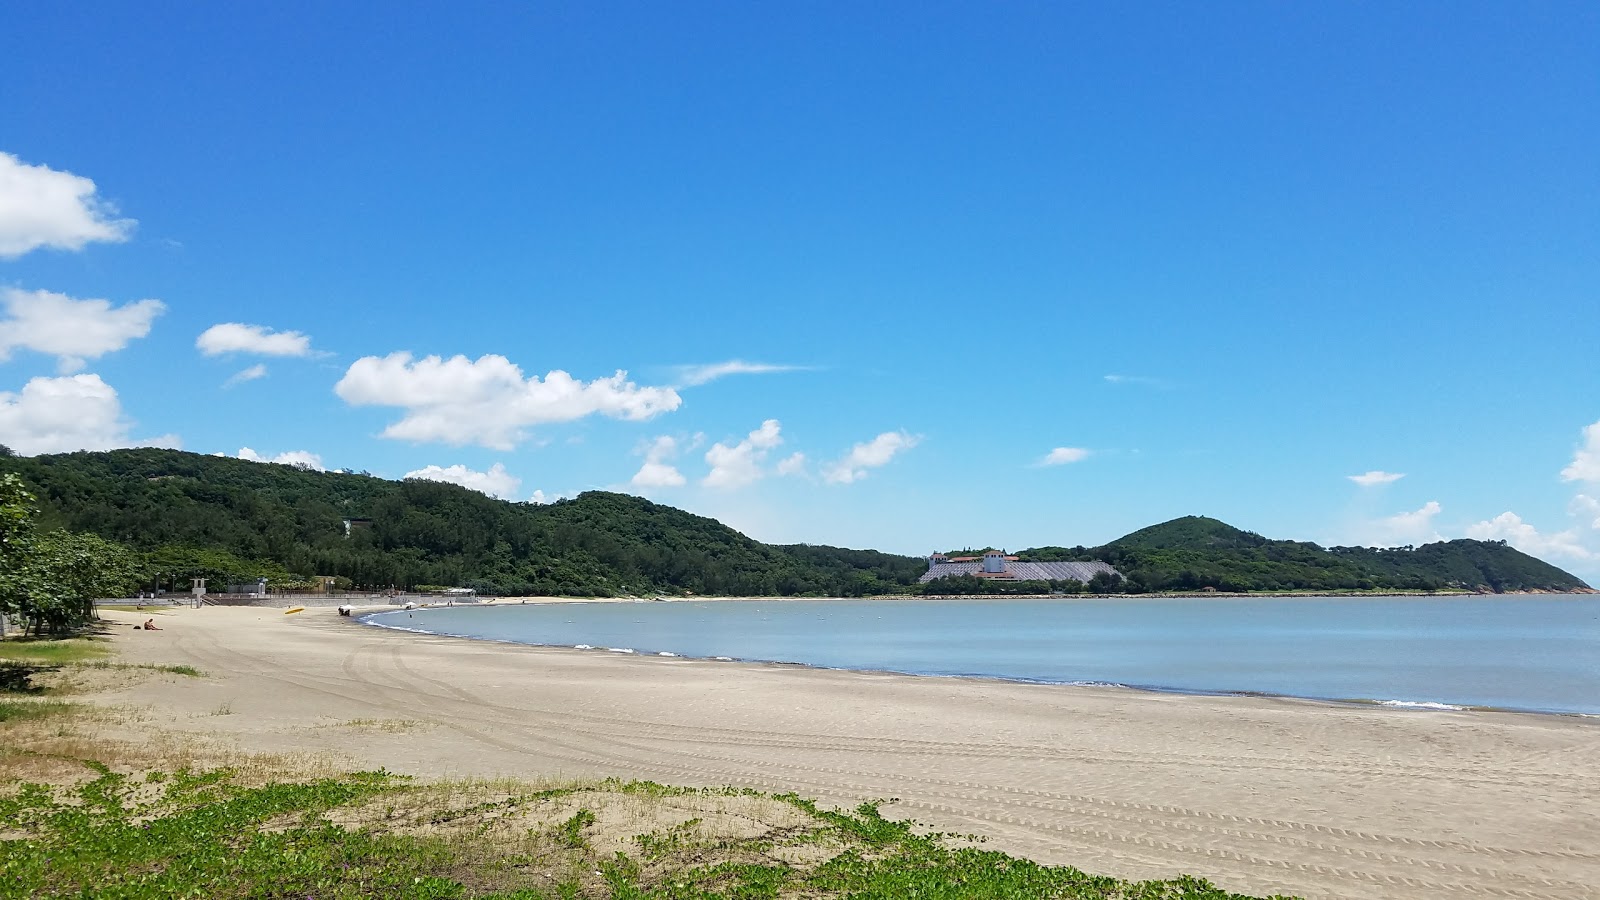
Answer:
top-left (1103, 516), bottom-right (1269, 551)
top-left (0, 449), bottom-right (925, 597)
top-left (1, 450), bottom-right (1588, 597)
top-left (1023, 516), bottom-right (1590, 594)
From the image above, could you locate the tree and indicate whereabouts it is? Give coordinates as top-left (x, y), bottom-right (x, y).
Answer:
top-left (1, 474), bottom-right (39, 636)
top-left (0, 473), bottom-right (141, 635)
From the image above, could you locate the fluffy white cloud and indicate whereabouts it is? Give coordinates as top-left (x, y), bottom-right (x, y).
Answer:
top-left (223, 364), bottom-right (269, 387)
top-left (237, 447), bottom-right (325, 471)
top-left (0, 288), bottom-right (164, 373)
top-left (1363, 500), bottom-right (1444, 547)
top-left (823, 431), bottom-right (920, 484)
top-left (1348, 470), bottom-right (1404, 487)
top-left (673, 360), bottom-right (805, 387)
top-left (0, 152), bottom-right (135, 258)
top-left (196, 323), bottom-right (313, 357)
top-left (1561, 419), bottom-right (1600, 483)
top-left (1466, 512), bottom-right (1593, 561)
top-left (335, 353), bottom-right (681, 450)
top-left (703, 419), bottom-right (783, 489)
top-left (776, 452), bottom-right (807, 477)
top-left (403, 462), bottom-right (520, 499)
top-left (0, 374), bottom-right (132, 455)
top-left (632, 435), bottom-right (686, 488)
top-left (1039, 447), bottom-right (1090, 466)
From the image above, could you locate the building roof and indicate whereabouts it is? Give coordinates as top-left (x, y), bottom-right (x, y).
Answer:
top-left (918, 559), bottom-right (1121, 584)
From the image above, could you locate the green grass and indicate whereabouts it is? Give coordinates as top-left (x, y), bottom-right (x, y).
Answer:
top-left (0, 770), bottom-right (1300, 900)
top-left (74, 661), bottom-right (202, 677)
top-left (0, 699), bottom-right (77, 722)
top-left (0, 636), bottom-right (112, 666)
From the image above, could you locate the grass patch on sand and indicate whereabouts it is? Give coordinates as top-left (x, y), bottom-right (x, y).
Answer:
top-left (0, 636), bottom-right (113, 666)
top-left (0, 699), bottom-right (79, 723)
top-left (0, 768), bottom-right (1299, 899)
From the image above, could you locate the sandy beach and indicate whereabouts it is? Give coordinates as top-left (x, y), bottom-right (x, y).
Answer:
top-left (80, 605), bottom-right (1599, 900)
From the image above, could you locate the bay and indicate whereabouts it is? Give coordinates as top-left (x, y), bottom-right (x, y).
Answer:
top-left (364, 595), bottom-right (1600, 715)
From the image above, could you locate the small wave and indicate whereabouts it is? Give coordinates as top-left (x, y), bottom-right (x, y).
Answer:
top-left (573, 644), bottom-right (593, 650)
top-left (608, 647), bottom-right (635, 654)
top-left (657, 651), bottom-right (678, 657)
top-left (713, 656), bottom-right (733, 661)
top-left (1379, 700), bottom-right (1465, 711)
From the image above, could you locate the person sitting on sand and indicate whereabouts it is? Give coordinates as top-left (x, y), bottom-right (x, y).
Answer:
top-left (143, 618), bottom-right (160, 630)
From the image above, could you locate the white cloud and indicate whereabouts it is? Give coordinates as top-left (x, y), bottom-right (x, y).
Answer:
top-left (1104, 374), bottom-right (1170, 388)
top-left (335, 352), bottom-right (681, 450)
top-left (0, 152), bottom-right (135, 258)
top-left (223, 364), bottom-right (269, 387)
top-left (776, 451), bottom-right (807, 477)
top-left (1466, 512), bottom-right (1593, 561)
top-left (0, 374), bottom-right (132, 455)
top-left (1365, 500), bottom-right (1444, 547)
top-left (673, 360), bottom-right (806, 387)
top-left (237, 447), bottom-right (325, 471)
top-left (1561, 419), bottom-right (1600, 483)
top-left (703, 419), bottom-right (783, 489)
top-left (1348, 470), bottom-right (1405, 487)
top-left (823, 430), bottom-right (920, 485)
top-left (1569, 494), bottom-right (1600, 530)
top-left (403, 462), bottom-right (520, 499)
top-left (1039, 447), bottom-right (1090, 467)
top-left (632, 435), bottom-right (687, 488)
top-left (529, 489), bottom-right (552, 504)
top-left (196, 323), bottom-right (313, 357)
top-left (0, 287), bottom-right (164, 373)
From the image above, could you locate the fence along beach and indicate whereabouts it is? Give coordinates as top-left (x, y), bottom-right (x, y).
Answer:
top-left (80, 603), bottom-right (1600, 900)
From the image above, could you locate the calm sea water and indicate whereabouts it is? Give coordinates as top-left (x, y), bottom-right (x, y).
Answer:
top-left (364, 596), bottom-right (1600, 715)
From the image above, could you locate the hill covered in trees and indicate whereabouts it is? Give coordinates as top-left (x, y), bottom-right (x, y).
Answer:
top-left (0, 451), bottom-right (1589, 597)
top-left (1019, 516), bottom-right (1591, 594)
top-left (0, 449), bottom-right (925, 597)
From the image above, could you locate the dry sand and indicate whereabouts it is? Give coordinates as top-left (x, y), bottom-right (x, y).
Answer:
top-left (81, 605), bottom-right (1599, 900)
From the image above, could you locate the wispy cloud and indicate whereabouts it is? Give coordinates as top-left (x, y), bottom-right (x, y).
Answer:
top-left (1348, 470), bottom-right (1404, 487)
top-left (1103, 374), bottom-right (1172, 389)
top-left (673, 360), bottom-right (809, 387)
top-left (223, 363), bottom-right (268, 388)
top-left (1037, 447), bottom-right (1090, 467)
top-left (1562, 419), bottom-right (1600, 483)
top-left (823, 431), bottom-right (920, 484)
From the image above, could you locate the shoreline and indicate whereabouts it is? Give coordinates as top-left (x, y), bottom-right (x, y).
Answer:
top-left (356, 597), bottom-right (1600, 720)
top-left (72, 605), bottom-right (1600, 900)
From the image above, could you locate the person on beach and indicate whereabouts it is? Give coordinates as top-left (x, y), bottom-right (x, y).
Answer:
top-left (143, 618), bottom-right (160, 630)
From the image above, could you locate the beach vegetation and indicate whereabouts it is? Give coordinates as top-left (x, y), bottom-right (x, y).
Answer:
top-left (0, 767), bottom-right (1299, 899)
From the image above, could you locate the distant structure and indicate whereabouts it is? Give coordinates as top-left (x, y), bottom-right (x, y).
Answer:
top-left (919, 549), bottom-right (1121, 584)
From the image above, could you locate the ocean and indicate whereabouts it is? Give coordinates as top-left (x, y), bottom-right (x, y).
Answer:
top-left (363, 595), bottom-right (1600, 716)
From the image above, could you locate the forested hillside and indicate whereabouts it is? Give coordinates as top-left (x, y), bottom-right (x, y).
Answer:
top-left (1021, 516), bottom-right (1590, 594)
top-left (0, 449), bottom-right (925, 597)
top-left (1, 452), bottom-right (1586, 597)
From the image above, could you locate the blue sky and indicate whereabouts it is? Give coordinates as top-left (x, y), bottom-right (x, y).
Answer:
top-left (2, 3), bottom-right (1598, 579)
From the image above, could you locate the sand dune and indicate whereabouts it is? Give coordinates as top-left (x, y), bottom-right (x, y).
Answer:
top-left (93, 605), bottom-right (1599, 900)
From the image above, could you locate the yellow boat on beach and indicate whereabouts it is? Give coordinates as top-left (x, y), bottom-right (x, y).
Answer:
top-left (284, 606), bottom-right (305, 615)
